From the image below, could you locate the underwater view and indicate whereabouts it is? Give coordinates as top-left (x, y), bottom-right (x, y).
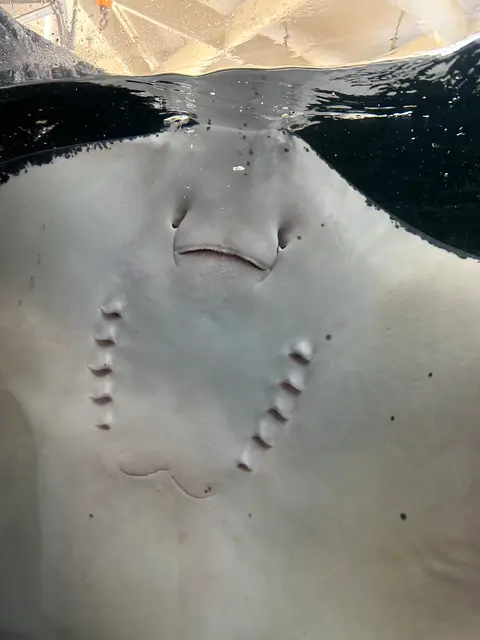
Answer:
top-left (2, 3), bottom-right (480, 639)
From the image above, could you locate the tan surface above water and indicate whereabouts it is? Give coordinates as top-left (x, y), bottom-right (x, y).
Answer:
top-left (2, 0), bottom-right (480, 75)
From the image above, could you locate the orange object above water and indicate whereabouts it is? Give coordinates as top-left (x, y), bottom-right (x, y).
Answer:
top-left (97, 0), bottom-right (112, 8)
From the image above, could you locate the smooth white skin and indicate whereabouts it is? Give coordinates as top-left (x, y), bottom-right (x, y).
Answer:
top-left (1, 126), bottom-right (480, 639)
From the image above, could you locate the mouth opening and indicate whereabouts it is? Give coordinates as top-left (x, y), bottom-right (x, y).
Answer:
top-left (175, 246), bottom-right (268, 271)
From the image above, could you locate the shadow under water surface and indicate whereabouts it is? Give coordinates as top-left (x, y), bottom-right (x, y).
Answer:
top-left (1, 37), bottom-right (480, 256)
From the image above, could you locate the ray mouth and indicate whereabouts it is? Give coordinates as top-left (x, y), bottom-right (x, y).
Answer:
top-left (174, 245), bottom-right (270, 271)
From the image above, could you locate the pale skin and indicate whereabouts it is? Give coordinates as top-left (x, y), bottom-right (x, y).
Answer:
top-left (1, 125), bottom-right (480, 639)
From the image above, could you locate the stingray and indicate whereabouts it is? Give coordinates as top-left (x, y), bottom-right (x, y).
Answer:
top-left (2, 117), bottom-right (480, 640)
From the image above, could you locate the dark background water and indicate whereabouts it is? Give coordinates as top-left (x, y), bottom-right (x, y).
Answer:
top-left (1, 38), bottom-right (480, 257)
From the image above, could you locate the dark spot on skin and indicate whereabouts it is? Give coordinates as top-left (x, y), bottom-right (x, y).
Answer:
top-left (206, 126), bottom-right (211, 131)
top-left (246, 160), bottom-right (251, 166)
top-left (17, 300), bottom-right (22, 306)
top-left (297, 235), bottom-right (302, 240)
top-left (42, 224), bottom-right (46, 230)
top-left (242, 134), bottom-right (246, 140)
top-left (207, 119), bottom-right (211, 125)
top-left (28, 276), bottom-right (35, 291)
top-left (204, 485), bottom-right (212, 494)
top-left (325, 334), bottom-right (332, 341)
top-left (248, 513), bottom-right (252, 518)
top-left (428, 372), bottom-right (433, 378)
top-left (243, 122), bottom-right (248, 128)
top-left (390, 415), bottom-right (395, 421)
top-left (321, 223), bottom-right (325, 227)
top-left (284, 148), bottom-right (289, 152)
top-left (400, 513), bottom-right (407, 521)
top-left (96, 423), bottom-right (111, 431)
top-left (89, 513), bottom-right (93, 518)
top-left (248, 148), bottom-right (254, 156)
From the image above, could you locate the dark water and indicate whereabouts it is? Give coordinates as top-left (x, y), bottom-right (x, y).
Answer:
top-left (1, 38), bottom-right (480, 257)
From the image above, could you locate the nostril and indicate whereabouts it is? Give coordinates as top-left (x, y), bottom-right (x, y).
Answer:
top-left (278, 228), bottom-right (289, 250)
top-left (172, 198), bottom-right (189, 229)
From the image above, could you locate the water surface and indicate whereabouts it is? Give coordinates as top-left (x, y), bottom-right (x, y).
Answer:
top-left (1, 37), bottom-right (480, 256)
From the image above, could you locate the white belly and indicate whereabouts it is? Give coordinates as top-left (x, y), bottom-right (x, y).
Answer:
top-left (1, 127), bottom-right (480, 639)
